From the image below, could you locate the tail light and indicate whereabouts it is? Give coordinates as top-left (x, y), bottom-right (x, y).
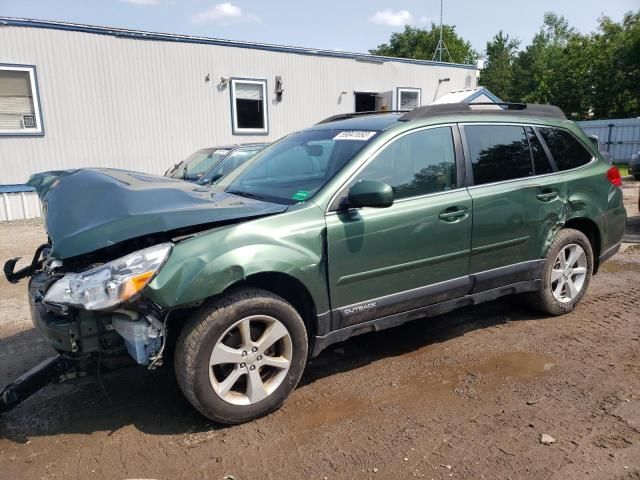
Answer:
top-left (606, 166), bottom-right (622, 186)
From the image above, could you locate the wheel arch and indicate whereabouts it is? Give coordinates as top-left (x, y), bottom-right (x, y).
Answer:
top-left (562, 217), bottom-right (602, 273)
top-left (227, 271), bottom-right (321, 348)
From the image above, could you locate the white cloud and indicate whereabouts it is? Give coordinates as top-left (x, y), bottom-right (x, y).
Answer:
top-left (190, 2), bottom-right (261, 24)
top-left (368, 9), bottom-right (413, 27)
top-left (419, 15), bottom-right (433, 24)
top-left (122, 0), bottom-right (161, 5)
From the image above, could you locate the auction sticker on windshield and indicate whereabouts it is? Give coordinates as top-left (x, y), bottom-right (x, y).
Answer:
top-left (333, 131), bottom-right (377, 141)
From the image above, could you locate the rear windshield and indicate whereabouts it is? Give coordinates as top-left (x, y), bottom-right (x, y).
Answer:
top-left (225, 129), bottom-right (380, 204)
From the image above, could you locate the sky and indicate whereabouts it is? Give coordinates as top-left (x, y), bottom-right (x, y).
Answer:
top-left (0, 0), bottom-right (637, 55)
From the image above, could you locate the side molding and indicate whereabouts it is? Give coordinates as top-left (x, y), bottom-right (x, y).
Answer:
top-left (312, 279), bottom-right (540, 357)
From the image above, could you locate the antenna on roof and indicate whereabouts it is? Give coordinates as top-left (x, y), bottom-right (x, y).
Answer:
top-left (432, 0), bottom-right (452, 63)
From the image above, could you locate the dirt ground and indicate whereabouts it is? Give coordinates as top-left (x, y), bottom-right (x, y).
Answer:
top-left (0, 180), bottom-right (639, 480)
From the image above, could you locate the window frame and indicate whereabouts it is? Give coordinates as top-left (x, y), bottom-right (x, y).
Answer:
top-left (396, 87), bottom-right (422, 111)
top-left (327, 124), bottom-right (465, 212)
top-left (229, 77), bottom-right (269, 136)
top-left (460, 122), bottom-right (595, 188)
top-left (0, 63), bottom-right (45, 137)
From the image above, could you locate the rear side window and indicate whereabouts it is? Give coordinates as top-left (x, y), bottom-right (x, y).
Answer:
top-left (354, 126), bottom-right (456, 200)
top-left (538, 128), bottom-right (592, 171)
top-left (527, 127), bottom-right (554, 175)
top-left (465, 125), bottom-right (533, 185)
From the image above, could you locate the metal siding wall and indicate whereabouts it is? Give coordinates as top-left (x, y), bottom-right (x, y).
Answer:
top-left (578, 118), bottom-right (640, 163)
top-left (0, 191), bottom-right (41, 221)
top-left (0, 26), bottom-right (477, 184)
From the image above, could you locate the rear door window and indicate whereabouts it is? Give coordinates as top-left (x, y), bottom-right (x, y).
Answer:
top-left (538, 128), bottom-right (593, 171)
top-left (465, 125), bottom-right (533, 185)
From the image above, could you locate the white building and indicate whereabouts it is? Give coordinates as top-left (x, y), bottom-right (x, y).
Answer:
top-left (0, 17), bottom-right (479, 220)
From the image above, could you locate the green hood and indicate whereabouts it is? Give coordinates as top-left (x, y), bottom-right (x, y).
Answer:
top-left (28, 169), bottom-right (287, 259)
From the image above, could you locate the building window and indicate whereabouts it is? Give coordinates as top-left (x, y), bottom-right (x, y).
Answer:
top-left (397, 88), bottom-right (421, 110)
top-left (230, 78), bottom-right (268, 135)
top-left (0, 64), bottom-right (44, 136)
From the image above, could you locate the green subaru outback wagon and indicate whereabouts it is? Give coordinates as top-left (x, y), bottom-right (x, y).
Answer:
top-left (2, 103), bottom-right (627, 423)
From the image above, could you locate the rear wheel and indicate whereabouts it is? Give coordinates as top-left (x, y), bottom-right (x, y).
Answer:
top-left (175, 288), bottom-right (308, 424)
top-left (526, 228), bottom-right (594, 316)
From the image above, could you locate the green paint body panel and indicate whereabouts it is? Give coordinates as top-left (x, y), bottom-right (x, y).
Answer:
top-left (325, 189), bottom-right (472, 308)
top-left (146, 203), bottom-right (331, 315)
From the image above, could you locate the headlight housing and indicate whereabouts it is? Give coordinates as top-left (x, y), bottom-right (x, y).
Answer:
top-left (44, 243), bottom-right (172, 311)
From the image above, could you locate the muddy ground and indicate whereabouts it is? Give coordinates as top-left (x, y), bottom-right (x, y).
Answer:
top-left (0, 180), bottom-right (639, 480)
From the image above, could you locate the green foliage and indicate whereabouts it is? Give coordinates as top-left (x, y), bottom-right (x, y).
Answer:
top-left (478, 31), bottom-right (520, 101)
top-left (372, 11), bottom-right (639, 120)
top-left (481, 10), bottom-right (640, 120)
top-left (370, 24), bottom-right (478, 64)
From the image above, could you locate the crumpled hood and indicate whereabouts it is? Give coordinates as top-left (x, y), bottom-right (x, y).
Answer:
top-left (28, 168), bottom-right (287, 259)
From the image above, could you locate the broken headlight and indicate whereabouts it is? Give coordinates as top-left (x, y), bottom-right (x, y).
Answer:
top-left (44, 243), bottom-right (172, 310)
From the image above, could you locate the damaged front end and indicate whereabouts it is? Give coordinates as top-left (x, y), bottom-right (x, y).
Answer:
top-left (22, 241), bottom-right (171, 364)
top-left (1, 242), bottom-right (173, 413)
top-left (2, 168), bottom-right (288, 413)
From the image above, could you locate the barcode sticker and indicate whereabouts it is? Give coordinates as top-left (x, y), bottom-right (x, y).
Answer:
top-left (333, 131), bottom-right (377, 141)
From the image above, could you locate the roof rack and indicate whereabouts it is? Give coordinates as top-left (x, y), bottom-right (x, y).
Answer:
top-left (399, 102), bottom-right (567, 121)
top-left (316, 110), bottom-right (408, 125)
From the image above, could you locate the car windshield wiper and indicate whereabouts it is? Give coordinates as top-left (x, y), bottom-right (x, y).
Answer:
top-left (226, 189), bottom-right (268, 202)
top-left (167, 160), bottom-right (184, 176)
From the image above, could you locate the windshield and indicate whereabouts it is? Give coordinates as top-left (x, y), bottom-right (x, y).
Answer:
top-left (168, 149), bottom-right (230, 181)
top-left (199, 147), bottom-right (265, 185)
top-left (225, 129), bottom-right (379, 204)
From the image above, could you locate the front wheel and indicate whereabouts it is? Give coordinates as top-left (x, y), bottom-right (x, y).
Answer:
top-left (525, 228), bottom-right (594, 316)
top-left (175, 288), bottom-right (308, 424)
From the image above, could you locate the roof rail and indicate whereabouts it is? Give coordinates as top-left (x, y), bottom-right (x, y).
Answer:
top-left (316, 110), bottom-right (408, 125)
top-left (399, 102), bottom-right (567, 121)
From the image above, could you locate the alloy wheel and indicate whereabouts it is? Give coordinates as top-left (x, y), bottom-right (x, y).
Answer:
top-left (208, 315), bottom-right (293, 405)
top-left (550, 243), bottom-right (588, 303)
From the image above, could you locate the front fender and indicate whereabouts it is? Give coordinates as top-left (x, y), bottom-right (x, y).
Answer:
top-left (144, 205), bottom-right (329, 313)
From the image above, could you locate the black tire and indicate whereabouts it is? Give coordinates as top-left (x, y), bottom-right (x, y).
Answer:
top-left (633, 174), bottom-right (640, 180)
top-left (525, 228), bottom-right (594, 316)
top-left (175, 288), bottom-right (308, 424)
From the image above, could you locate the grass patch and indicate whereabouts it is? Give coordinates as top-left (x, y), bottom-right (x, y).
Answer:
top-left (614, 163), bottom-right (629, 176)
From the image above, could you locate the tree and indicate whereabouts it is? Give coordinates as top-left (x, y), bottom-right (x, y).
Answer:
top-left (589, 12), bottom-right (640, 118)
top-left (370, 24), bottom-right (477, 64)
top-left (479, 31), bottom-right (520, 101)
top-left (510, 13), bottom-right (592, 118)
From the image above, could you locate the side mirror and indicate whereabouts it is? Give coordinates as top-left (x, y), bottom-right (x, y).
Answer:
top-left (347, 180), bottom-right (394, 209)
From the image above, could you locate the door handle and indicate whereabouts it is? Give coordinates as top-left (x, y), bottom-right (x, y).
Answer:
top-left (536, 191), bottom-right (558, 202)
top-left (439, 207), bottom-right (467, 222)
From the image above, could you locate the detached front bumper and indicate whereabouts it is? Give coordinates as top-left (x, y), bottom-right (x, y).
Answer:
top-left (28, 272), bottom-right (124, 354)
